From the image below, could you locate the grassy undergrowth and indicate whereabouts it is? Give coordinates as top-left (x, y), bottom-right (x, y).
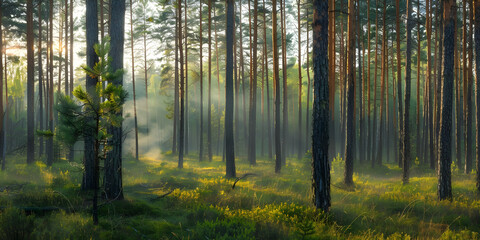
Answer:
top-left (0, 153), bottom-right (478, 239)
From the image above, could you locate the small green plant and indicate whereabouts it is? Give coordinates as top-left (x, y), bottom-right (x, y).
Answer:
top-left (294, 220), bottom-right (316, 240)
top-left (57, 36), bottom-right (127, 225)
top-left (0, 207), bottom-right (34, 240)
top-left (331, 154), bottom-right (344, 174)
top-left (193, 217), bottom-right (255, 240)
top-left (33, 211), bottom-right (96, 240)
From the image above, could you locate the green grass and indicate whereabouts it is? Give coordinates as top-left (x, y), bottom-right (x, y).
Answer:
top-left (0, 152), bottom-right (478, 239)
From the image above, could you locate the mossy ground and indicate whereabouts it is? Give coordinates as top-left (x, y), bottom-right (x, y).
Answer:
top-left (0, 153), bottom-right (478, 239)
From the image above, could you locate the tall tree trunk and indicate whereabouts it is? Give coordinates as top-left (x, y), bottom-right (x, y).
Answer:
top-left (214, 7), bottom-right (221, 156)
top-left (356, 0), bottom-right (363, 164)
top-left (3, 31), bottom-right (7, 170)
top-left (426, 0), bottom-right (434, 169)
top-left (199, 1), bottom-right (204, 161)
top-left (391, 36), bottom-right (399, 165)
top-left (306, 8), bottom-right (312, 153)
top-left (297, 0), bottom-right (302, 160)
top-left (57, 1), bottom-right (62, 121)
top-left (173, 6), bottom-right (179, 154)
top-left (312, 0), bottom-right (330, 212)
top-left (341, 0), bottom-right (347, 159)
top-left (0, 0), bottom-right (4, 169)
top-left (129, 0), bottom-right (139, 161)
top-left (367, 0), bottom-right (372, 164)
top-left (435, 0), bottom-right (444, 170)
top-left (402, 0), bottom-right (413, 184)
top-left (100, 0), bottom-right (104, 39)
top-left (69, 0), bottom-right (73, 96)
top-left (83, 0), bottom-right (98, 191)
top-left (67, 0), bottom-right (74, 162)
top-left (416, 0), bottom-right (421, 160)
top-left (281, 0), bottom-right (288, 164)
top-left (263, 0), bottom-right (272, 159)
top-left (64, 0), bottom-right (69, 95)
top-left (395, 0), bottom-right (403, 168)
top-left (248, 0), bottom-right (258, 165)
top-left (27, 0), bottom-right (35, 164)
top-left (376, 0), bottom-right (386, 166)
top-left (207, 0), bottom-right (212, 161)
top-left (105, 0), bottom-right (125, 201)
top-left (438, 0), bottom-right (455, 200)
top-left (474, 0), bottom-right (480, 193)
top-left (239, 0), bottom-right (247, 156)
top-left (143, 4), bottom-right (149, 134)
top-left (372, 0), bottom-right (379, 167)
top-left (38, 0), bottom-right (44, 158)
top-left (178, 0), bottom-right (185, 168)
top-left (465, 0), bottom-right (473, 174)
top-left (225, 0), bottom-right (236, 178)
top-left (328, 0), bottom-right (335, 160)
top-left (184, 0), bottom-right (189, 155)
top-left (344, 0), bottom-right (355, 186)
top-left (273, 0), bottom-right (282, 173)
top-left (47, 0), bottom-right (54, 167)
top-left (455, 26), bottom-right (462, 169)
top-left (462, 0), bottom-right (467, 171)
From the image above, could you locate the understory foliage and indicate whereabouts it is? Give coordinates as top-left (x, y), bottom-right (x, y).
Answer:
top-left (56, 36), bottom-right (127, 147)
top-left (0, 154), bottom-right (477, 239)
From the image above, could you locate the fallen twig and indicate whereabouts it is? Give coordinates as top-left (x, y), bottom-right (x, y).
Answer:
top-left (150, 189), bottom-right (174, 201)
top-left (232, 173), bottom-right (257, 189)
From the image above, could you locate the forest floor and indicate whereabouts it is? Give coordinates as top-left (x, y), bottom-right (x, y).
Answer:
top-left (0, 153), bottom-right (478, 239)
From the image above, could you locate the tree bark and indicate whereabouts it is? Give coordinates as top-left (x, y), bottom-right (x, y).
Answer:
top-left (27, 0), bottom-right (35, 164)
top-left (0, 0), bottom-right (4, 169)
top-left (173, 5), bottom-right (179, 154)
top-left (105, 0), bottom-right (125, 201)
top-left (474, 0), bottom-right (480, 193)
top-left (376, 0), bottom-right (386, 166)
top-left (402, 0), bottom-right (413, 184)
top-left (312, 0), bottom-right (330, 212)
top-left (306, 8), bottom-right (312, 153)
top-left (297, 0), bottom-right (302, 160)
top-left (207, 0), bottom-right (212, 161)
top-left (199, 1), bottom-right (204, 161)
top-left (83, 0), bottom-right (98, 191)
top-left (184, 0), bottom-right (188, 155)
top-left (372, 0), bottom-right (379, 168)
top-left (263, 0), bottom-right (272, 159)
top-left (129, 0), bottom-right (139, 161)
top-left (395, 0), bottom-right (403, 168)
top-left (465, 0), bottom-right (473, 174)
top-left (178, 0), bottom-right (185, 169)
top-left (143, 3), bottom-right (149, 135)
top-left (281, 0), bottom-right (288, 165)
top-left (225, 0), bottom-right (236, 178)
top-left (38, 0), bottom-right (44, 158)
top-left (64, 0), bottom-right (69, 95)
top-left (438, 0), bottom-right (455, 201)
top-left (47, 0), bottom-right (54, 167)
top-left (416, 0), bottom-right (421, 161)
top-left (356, 0), bottom-right (363, 164)
top-left (462, 0), bottom-right (467, 171)
top-left (248, 0), bottom-right (258, 165)
top-left (426, 0), bottom-right (434, 169)
top-left (344, 0), bottom-right (355, 186)
top-left (273, 0), bottom-right (282, 173)
top-left (69, 0), bottom-right (73, 97)
top-left (328, 0), bottom-right (335, 160)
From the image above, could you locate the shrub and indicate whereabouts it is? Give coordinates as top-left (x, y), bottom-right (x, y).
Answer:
top-left (0, 207), bottom-right (34, 240)
top-left (193, 217), bottom-right (255, 240)
top-left (33, 211), bottom-right (96, 240)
